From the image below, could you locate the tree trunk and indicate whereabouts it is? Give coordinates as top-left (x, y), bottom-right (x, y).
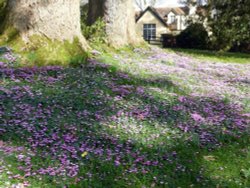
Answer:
top-left (88, 0), bottom-right (141, 47)
top-left (5, 0), bottom-right (88, 49)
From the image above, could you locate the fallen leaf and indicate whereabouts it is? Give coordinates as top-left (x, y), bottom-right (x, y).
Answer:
top-left (203, 155), bottom-right (216, 161)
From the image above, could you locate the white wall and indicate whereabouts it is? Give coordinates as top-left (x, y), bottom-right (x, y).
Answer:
top-left (167, 12), bottom-right (176, 25)
top-left (167, 12), bottom-right (187, 31)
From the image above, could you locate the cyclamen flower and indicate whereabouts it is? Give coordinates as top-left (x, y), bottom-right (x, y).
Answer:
top-left (0, 62), bottom-right (6, 68)
top-left (114, 160), bottom-right (121, 166)
top-left (178, 96), bottom-right (186, 103)
top-left (136, 86), bottom-right (145, 95)
top-left (191, 113), bottom-right (205, 122)
top-left (46, 76), bottom-right (58, 84)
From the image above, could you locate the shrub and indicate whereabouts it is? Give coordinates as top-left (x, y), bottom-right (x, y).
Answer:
top-left (81, 11), bottom-right (106, 44)
top-left (230, 42), bottom-right (250, 53)
top-left (176, 23), bottom-right (209, 50)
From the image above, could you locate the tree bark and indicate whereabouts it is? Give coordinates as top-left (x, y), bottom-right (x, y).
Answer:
top-left (5, 0), bottom-right (88, 49)
top-left (88, 0), bottom-right (142, 47)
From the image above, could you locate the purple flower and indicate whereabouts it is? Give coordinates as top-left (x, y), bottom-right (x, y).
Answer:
top-left (191, 113), bottom-right (205, 122)
top-left (0, 61), bottom-right (6, 68)
top-left (114, 160), bottom-right (121, 166)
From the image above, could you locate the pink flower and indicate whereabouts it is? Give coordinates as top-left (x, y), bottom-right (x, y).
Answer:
top-left (242, 113), bottom-right (250, 117)
top-left (191, 113), bottom-right (205, 122)
top-left (136, 87), bottom-right (144, 95)
top-left (178, 96), bottom-right (186, 102)
top-left (114, 160), bottom-right (121, 166)
top-left (0, 62), bottom-right (6, 68)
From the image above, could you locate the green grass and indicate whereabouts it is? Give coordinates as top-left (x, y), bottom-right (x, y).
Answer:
top-left (168, 48), bottom-right (250, 64)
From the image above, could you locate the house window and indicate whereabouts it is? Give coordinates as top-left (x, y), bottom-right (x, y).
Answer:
top-left (143, 24), bottom-right (156, 40)
top-left (171, 15), bottom-right (176, 23)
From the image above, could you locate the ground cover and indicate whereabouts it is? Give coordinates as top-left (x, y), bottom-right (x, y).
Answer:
top-left (0, 47), bottom-right (249, 187)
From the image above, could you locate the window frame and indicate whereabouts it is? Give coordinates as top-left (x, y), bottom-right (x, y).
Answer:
top-left (170, 15), bottom-right (176, 23)
top-left (143, 23), bottom-right (156, 40)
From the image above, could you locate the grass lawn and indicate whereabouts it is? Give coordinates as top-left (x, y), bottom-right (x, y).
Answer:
top-left (168, 48), bottom-right (250, 64)
top-left (0, 46), bottom-right (250, 187)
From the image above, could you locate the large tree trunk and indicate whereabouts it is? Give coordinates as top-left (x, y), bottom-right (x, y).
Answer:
top-left (5, 0), bottom-right (88, 49)
top-left (88, 0), bottom-right (141, 47)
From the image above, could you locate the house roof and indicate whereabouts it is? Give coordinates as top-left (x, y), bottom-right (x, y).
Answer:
top-left (136, 6), bottom-right (168, 27)
top-left (136, 6), bottom-right (189, 25)
top-left (155, 7), bottom-right (186, 17)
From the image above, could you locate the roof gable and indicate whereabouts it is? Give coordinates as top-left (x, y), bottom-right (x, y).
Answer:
top-left (136, 6), bottom-right (168, 27)
top-left (159, 7), bottom-right (186, 16)
top-left (136, 6), bottom-right (189, 27)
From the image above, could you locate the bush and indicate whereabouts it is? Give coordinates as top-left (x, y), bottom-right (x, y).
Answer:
top-left (81, 11), bottom-right (106, 44)
top-left (176, 23), bottom-right (209, 50)
top-left (230, 42), bottom-right (250, 53)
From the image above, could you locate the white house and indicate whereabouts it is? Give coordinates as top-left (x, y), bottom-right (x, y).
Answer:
top-left (136, 6), bottom-right (189, 40)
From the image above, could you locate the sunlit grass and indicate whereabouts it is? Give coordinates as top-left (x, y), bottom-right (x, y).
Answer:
top-left (167, 48), bottom-right (250, 64)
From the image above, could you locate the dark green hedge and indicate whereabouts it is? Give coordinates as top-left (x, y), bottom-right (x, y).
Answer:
top-left (176, 23), bottom-right (209, 50)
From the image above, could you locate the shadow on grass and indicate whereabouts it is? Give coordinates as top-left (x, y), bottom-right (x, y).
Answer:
top-left (0, 60), bottom-right (249, 187)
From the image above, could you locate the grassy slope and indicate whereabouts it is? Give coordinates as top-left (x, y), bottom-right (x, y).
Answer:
top-left (0, 47), bottom-right (250, 188)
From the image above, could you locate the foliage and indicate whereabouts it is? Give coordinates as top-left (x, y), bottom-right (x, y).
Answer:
top-left (183, 0), bottom-right (250, 51)
top-left (0, 48), bottom-right (21, 67)
top-left (180, 0), bottom-right (250, 51)
top-left (176, 23), bottom-right (209, 49)
top-left (81, 11), bottom-right (107, 45)
top-left (207, 0), bottom-right (250, 51)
